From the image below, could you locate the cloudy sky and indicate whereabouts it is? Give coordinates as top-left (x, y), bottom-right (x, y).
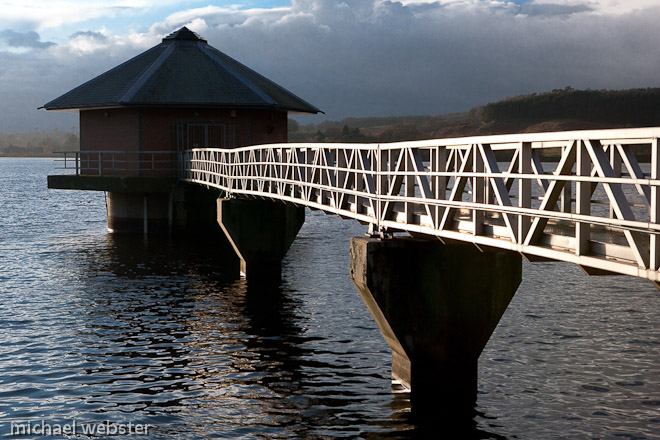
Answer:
top-left (1, 0), bottom-right (660, 132)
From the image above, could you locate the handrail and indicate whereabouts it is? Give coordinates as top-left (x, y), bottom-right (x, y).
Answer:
top-left (179, 127), bottom-right (660, 284)
top-left (54, 150), bottom-right (179, 176)
top-left (50, 128), bottom-right (660, 283)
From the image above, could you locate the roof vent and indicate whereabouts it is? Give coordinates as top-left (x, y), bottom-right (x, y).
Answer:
top-left (163, 27), bottom-right (207, 43)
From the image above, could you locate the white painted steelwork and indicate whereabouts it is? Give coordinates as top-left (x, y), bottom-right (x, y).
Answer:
top-left (180, 127), bottom-right (660, 284)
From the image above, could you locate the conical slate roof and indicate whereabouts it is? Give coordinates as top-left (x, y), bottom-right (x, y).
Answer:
top-left (42, 27), bottom-right (321, 114)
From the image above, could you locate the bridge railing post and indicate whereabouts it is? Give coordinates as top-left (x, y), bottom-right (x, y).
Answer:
top-left (227, 149), bottom-right (234, 195)
top-left (609, 144), bottom-right (622, 219)
top-left (473, 144), bottom-right (485, 235)
top-left (519, 142), bottom-right (532, 243)
top-left (376, 144), bottom-right (385, 234)
top-left (651, 138), bottom-right (660, 271)
top-left (576, 139), bottom-right (591, 256)
top-left (430, 146), bottom-right (445, 230)
top-left (404, 147), bottom-right (415, 225)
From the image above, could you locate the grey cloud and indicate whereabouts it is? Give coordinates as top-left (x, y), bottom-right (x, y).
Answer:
top-left (6, 0), bottom-right (660, 132)
top-left (70, 31), bottom-right (108, 42)
top-left (518, 3), bottom-right (594, 17)
top-left (0, 30), bottom-right (56, 50)
top-left (185, 1), bottom-right (660, 121)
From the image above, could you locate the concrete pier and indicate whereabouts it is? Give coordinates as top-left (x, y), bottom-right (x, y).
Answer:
top-left (107, 192), bottom-right (170, 235)
top-left (217, 198), bottom-right (305, 282)
top-left (350, 237), bottom-right (522, 413)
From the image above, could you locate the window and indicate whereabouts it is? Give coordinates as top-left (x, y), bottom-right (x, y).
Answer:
top-left (176, 123), bottom-right (236, 149)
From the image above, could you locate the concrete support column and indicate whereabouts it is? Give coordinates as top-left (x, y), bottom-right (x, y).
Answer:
top-left (107, 191), bottom-right (170, 235)
top-left (217, 198), bottom-right (305, 282)
top-left (350, 237), bottom-right (521, 414)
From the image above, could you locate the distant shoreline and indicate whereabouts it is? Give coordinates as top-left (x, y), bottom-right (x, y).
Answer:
top-left (0, 155), bottom-right (58, 158)
top-left (5, 87), bottom-right (660, 150)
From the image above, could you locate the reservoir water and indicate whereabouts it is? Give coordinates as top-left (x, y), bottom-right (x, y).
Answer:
top-left (0, 158), bottom-right (658, 439)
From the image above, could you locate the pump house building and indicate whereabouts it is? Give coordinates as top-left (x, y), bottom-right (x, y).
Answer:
top-left (45, 27), bottom-right (320, 235)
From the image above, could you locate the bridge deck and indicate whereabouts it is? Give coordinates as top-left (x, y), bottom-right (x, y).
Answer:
top-left (54, 127), bottom-right (660, 285)
top-left (180, 127), bottom-right (660, 285)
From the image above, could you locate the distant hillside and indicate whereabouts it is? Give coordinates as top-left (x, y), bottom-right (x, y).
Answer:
top-left (288, 112), bottom-right (477, 143)
top-left (3, 88), bottom-right (659, 157)
top-left (290, 87), bottom-right (660, 143)
top-left (0, 129), bottom-right (79, 157)
top-left (481, 87), bottom-right (660, 126)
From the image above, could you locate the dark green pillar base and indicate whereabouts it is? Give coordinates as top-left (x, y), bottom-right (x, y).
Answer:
top-left (217, 198), bottom-right (305, 282)
top-left (350, 237), bottom-right (522, 413)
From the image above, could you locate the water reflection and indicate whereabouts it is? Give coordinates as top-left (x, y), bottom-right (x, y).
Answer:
top-left (62, 234), bottom-right (424, 438)
top-left (4, 227), bottom-right (652, 439)
top-left (5, 158), bottom-right (656, 438)
top-left (386, 390), bottom-right (510, 440)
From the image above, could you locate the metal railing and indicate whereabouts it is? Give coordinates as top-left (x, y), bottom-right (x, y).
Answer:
top-left (180, 127), bottom-right (660, 284)
top-left (55, 150), bottom-right (179, 176)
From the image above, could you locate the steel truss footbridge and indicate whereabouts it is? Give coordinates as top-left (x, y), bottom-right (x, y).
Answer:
top-left (181, 127), bottom-right (660, 286)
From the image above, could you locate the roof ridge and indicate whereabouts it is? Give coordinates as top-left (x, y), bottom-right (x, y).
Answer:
top-left (163, 26), bottom-right (206, 43)
top-left (119, 43), bottom-right (175, 104)
top-left (40, 45), bottom-right (168, 110)
top-left (197, 42), bottom-right (276, 106)
top-left (201, 43), bottom-right (321, 114)
top-left (42, 28), bottom-right (321, 114)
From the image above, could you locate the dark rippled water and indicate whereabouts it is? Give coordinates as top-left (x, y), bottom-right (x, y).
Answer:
top-left (0, 158), bottom-right (659, 439)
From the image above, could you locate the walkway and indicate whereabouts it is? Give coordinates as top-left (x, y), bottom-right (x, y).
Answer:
top-left (181, 127), bottom-right (660, 284)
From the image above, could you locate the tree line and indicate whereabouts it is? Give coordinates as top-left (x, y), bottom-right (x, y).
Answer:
top-left (4, 87), bottom-right (660, 156)
top-left (480, 87), bottom-right (660, 125)
top-left (290, 87), bottom-right (660, 143)
top-left (0, 129), bottom-right (79, 157)
top-left (288, 112), bottom-right (474, 143)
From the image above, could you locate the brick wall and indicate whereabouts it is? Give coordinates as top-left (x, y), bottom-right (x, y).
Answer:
top-left (79, 107), bottom-right (288, 176)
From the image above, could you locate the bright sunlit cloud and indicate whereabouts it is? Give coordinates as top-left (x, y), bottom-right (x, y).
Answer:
top-left (0, 1), bottom-right (147, 30)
